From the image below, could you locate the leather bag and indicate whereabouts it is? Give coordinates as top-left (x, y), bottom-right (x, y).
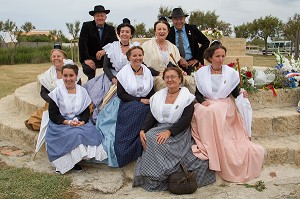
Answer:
top-left (168, 162), bottom-right (197, 194)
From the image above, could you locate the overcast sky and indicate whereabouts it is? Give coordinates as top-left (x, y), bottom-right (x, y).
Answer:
top-left (1, 0), bottom-right (300, 39)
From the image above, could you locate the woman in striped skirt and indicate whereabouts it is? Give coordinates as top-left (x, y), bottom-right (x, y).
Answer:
top-left (133, 67), bottom-right (215, 191)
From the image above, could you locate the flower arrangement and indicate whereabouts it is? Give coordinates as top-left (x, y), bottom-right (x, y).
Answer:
top-left (229, 63), bottom-right (258, 92)
top-left (201, 28), bottom-right (223, 39)
top-left (270, 51), bottom-right (300, 88)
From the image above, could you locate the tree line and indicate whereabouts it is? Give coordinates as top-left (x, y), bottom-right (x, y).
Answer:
top-left (1, 6), bottom-right (300, 57)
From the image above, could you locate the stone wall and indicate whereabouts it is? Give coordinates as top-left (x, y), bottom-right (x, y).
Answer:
top-left (206, 36), bottom-right (253, 68)
top-left (249, 87), bottom-right (300, 110)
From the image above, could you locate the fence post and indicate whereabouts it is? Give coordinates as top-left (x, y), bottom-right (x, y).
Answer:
top-left (295, 29), bottom-right (300, 60)
top-left (70, 39), bottom-right (79, 63)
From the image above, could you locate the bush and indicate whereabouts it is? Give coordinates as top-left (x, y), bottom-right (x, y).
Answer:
top-left (0, 45), bottom-right (73, 65)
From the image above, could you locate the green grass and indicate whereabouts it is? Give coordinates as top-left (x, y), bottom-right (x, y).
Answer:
top-left (250, 54), bottom-right (277, 67)
top-left (0, 163), bottom-right (77, 199)
top-left (0, 63), bottom-right (50, 99)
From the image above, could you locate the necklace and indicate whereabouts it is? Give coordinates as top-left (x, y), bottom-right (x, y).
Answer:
top-left (168, 88), bottom-right (180, 96)
top-left (156, 40), bottom-right (166, 51)
top-left (131, 66), bottom-right (142, 73)
top-left (211, 65), bottom-right (222, 71)
top-left (120, 41), bottom-right (129, 47)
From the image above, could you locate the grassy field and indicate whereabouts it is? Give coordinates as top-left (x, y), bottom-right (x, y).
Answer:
top-left (0, 63), bottom-right (50, 99)
top-left (250, 54), bottom-right (277, 67)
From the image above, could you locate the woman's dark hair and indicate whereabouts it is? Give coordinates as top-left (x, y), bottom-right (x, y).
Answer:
top-left (210, 40), bottom-right (222, 47)
top-left (162, 67), bottom-right (183, 83)
top-left (154, 18), bottom-right (170, 31)
top-left (61, 64), bottom-right (79, 75)
top-left (126, 46), bottom-right (144, 61)
top-left (117, 18), bottom-right (135, 36)
top-left (204, 45), bottom-right (227, 63)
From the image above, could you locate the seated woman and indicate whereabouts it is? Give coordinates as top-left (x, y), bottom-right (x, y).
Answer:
top-left (45, 64), bottom-right (107, 174)
top-left (113, 45), bottom-right (155, 167)
top-left (142, 17), bottom-right (195, 93)
top-left (133, 67), bottom-right (215, 191)
top-left (25, 48), bottom-right (79, 131)
top-left (84, 18), bottom-right (138, 122)
top-left (191, 44), bottom-right (265, 182)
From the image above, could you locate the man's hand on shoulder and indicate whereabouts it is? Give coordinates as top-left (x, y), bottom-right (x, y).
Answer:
top-left (84, 59), bottom-right (96, 70)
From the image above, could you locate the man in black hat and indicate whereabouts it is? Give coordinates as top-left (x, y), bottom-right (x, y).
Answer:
top-left (79, 5), bottom-right (118, 80)
top-left (166, 7), bottom-right (210, 75)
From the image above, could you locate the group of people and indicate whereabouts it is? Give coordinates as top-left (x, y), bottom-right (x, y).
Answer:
top-left (26, 4), bottom-right (265, 193)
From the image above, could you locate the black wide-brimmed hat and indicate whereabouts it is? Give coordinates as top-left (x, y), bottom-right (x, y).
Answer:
top-left (168, 8), bottom-right (189, 19)
top-left (89, 5), bottom-right (110, 16)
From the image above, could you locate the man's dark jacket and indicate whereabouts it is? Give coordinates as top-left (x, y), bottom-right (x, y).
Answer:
top-left (167, 24), bottom-right (210, 65)
top-left (79, 20), bottom-right (118, 67)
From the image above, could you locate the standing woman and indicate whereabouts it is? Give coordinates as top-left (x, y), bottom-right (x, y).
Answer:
top-left (133, 67), bottom-right (215, 191)
top-left (84, 18), bottom-right (136, 122)
top-left (114, 46), bottom-right (155, 167)
top-left (46, 64), bottom-right (107, 174)
top-left (191, 44), bottom-right (265, 182)
top-left (25, 48), bottom-right (79, 131)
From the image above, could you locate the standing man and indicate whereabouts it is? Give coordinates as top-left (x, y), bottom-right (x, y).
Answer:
top-left (79, 5), bottom-right (118, 80)
top-left (167, 8), bottom-right (210, 75)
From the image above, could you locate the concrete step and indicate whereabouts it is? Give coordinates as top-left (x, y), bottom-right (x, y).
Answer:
top-left (252, 107), bottom-right (300, 138)
top-left (0, 95), bottom-right (37, 150)
top-left (254, 134), bottom-right (300, 166)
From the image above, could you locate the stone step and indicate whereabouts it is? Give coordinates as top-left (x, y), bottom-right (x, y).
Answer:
top-left (249, 87), bottom-right (300, 110)
top-left (13, 82), bottom-right (300, 139)
top-left (0, 95), bottom-right (37, 149)
top-left (14, 82), bottom-right (44, 115)
top-left (1, 93), bottom-right (299, 168)
top-left (254, 134), bottom-right (300, 166)
top-left (252, 107), bottom-right (300, 138)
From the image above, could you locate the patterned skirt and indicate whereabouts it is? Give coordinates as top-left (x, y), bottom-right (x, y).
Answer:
top-left (83, 73), bottom-right (115, 122)
top-left (132, 123), bottom-right (215, 191)
top-left (114, 100), bottom-right (150, 167)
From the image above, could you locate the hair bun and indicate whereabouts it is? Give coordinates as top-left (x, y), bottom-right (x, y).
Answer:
top-left (158, 16), bottom-right (168, 22)
top-left (123, 18), bottom-right (131, 24)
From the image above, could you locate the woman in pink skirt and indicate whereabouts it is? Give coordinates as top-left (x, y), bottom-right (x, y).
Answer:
top-left (191, 42), bottom-right (265, 182)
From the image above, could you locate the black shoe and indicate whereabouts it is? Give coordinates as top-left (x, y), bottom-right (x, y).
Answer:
top-left (55, 169), bottom-right (61, 174)
top-left (73, 164), bottom-right (82, 172)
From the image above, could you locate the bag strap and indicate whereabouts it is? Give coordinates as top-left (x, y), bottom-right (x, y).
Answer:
top-left (179, 162), bottom-right (189, 174)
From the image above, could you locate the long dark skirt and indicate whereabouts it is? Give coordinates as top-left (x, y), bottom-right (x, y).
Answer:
top-left (114, 100), bottom-right (150, 167)
top-left (132, 123), bottom-right (216, 191)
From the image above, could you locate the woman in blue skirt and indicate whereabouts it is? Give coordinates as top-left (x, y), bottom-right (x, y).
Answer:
top-left (114, 45), bottom-right (155, 167)
top-left (45, 64), bottom-right (107, 174)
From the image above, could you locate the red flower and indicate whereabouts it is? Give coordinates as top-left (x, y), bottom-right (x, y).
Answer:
top-left (246, 71), bottom-right (253, 78)
top-left (227, 62), bottom-right (235, 67)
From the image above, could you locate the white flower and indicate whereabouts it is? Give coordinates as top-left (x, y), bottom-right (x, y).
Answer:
top-left (248, 78), bottom-right (255, 87)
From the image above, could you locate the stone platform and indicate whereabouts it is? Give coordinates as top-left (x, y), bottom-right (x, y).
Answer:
top-left (0, 82), bottom-right (299, 198)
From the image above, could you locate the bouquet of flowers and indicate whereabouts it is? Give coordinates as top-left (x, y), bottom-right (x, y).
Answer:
top-left (228, 62), bottom-right (258, 93)
top-left (272, 51), bottom-right (300, 88)
top-left (202, 28), bottom-right (223, 39)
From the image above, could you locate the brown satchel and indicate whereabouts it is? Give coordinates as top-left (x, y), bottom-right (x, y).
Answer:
top-left (168, 162), bottom-right (198, 195)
